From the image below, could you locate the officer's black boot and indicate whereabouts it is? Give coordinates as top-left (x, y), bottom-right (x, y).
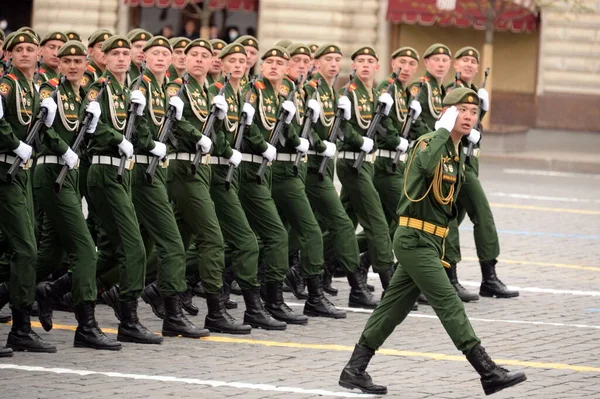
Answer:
top-left (230, 280), bottom-right (242, 295)
top-left (304, 274), bottom-right (346, 319)
top-left (418, 293), bottom-right (429, 305)
top-left (284, 263), bottom-right (309, 299)
top-left (54, 292), bottom-right (74, 312)
top-left (162, 294), bottom-right (209, 338)
top-left (221, 281), bottom-right (238, 309)
top-left (241, 288), bottom-right (287, 330)
top-left (0, 346), bottom-right (13, 357)
top-left (7, 306), bottom-right (57, 353)
top-left (0, 282), bottom-right (10, 323)
top-left (192, 281), bottom-right (207, 298)
top-left (339, 344), bottom-right (388, 395)
top-left (265, 282), bottom-right (308, 325)
top-left (74, 301), bottom-right (122, 350)
top-left (322, 260), bottom-right (338, 296)
top-left (141, 282), bottom-right (165, 319)
top-left (101, 285), bottom-right (122, 321)
top-left (181, 286), bottom-right (199, 315)
top-left (347, 271), bottom-right (379, 309)
top-left (378, 264), bottom-right (395, 294)
top-left (479, 260), bottom-right (519, 298)
top-left (204, 293), bottom-right (251, 334)
top-left (117, 299), bottom-right (163, 344)
top-left (358, 253), bottom-right (375, 292)
top-left (466, 344), bottom-right (527, 395)
top-left (0, 313), bottom-right (10, 323)
top-left (36, 273), bottom-right (73, 331)
top-left (446, 263), bottom-right (479, 302)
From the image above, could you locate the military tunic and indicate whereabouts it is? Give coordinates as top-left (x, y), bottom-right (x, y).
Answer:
top-left (35, 63), bottom-right (59, 87)
top-left (80, 60), bottom-right (102, 92)
top-left (410, 71), bottom-right (446, 133)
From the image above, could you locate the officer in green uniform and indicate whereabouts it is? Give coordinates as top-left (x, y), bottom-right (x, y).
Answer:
top-left (33, 41), bottom-right (121, 350)
top-left (444, 46), bottom-right (518, 300)
top-left (238, 46), bottom-right (307, 325)
top-left (271, 42), bottom-right (345, 318)
top-left (36, 31), bottom-right (68, 87)
top-left (339, 88), bottom-right (527, 396)
top-left (207, 38), bottom-right (226, 85)
top-left (65, 31), bottom-right (82, 42)
top-left (83, 35), bottom-right (161, 345)
top-left (81, 29), bottom-right (112, 91)
top-left (126, 29), bottom-right (153, 86)
top-left (166, 37), bottom-right (190, 82)
top-left (336, 46), bottom-right (396, 292)
top-left (206, 42), bottom-right (286, 331)
top-left (233, 35), bottom-right (259, 89)
top-left (0, 31), bottom-right (57, 353)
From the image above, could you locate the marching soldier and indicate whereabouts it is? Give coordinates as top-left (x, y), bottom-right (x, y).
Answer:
top-left (81, 29), bottom-right (112, 91)
top-left (444, 46), bottom-right (518, 300)
top-left (0, 31), bottom-right (58, 353)
top-left (36, 31), bottom-right (68, 87)
top-left (33, 41), bottom-right (121, 350)
top-left (339, 89), bottom-right (527, 396)
top-left (166, 37), bottom-right (190, 82)
top-left (207, 38), bottom-right (226, 85)
top-left (126, 29), bottom-right (153, 85)
top-left (234, 35), bottom-right (259, 88)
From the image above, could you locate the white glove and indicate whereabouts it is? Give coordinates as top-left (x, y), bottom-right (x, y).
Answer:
top-left (295, 137), bottom-right (309, 153)
top-left (409, 100), bottom-right (422, 119)
top-left (337, 95), bottom-right (351, 120)
top-left (261, 143), bottom-right (277, 162)
top-left (13, 141), bottom-right (33, 163)
top-left (396, 137), bottom-right (409, 153)
top-left (360, 137), bottom-right (374, 153)
top-left (282, 100), bottom-right (296, 124)
top-left (242, 102), bottom-right (255, 126)
top-left (150, 141), bottom-right (167, 158)
top-left (41, 97), bottom-right (57, 127)
top-left (228, 149), bottom-right (242, 167)
top-left (434, 106), bottom-right (459, 132)
top-left (378, 92), bottom-right (393, 116)
top-left (197, 135), bottom-right (212, 154)
top-left (130, 90), bottom-right (146, 116)
top-left (319, 140), bottom-right (336, 158)
top-left (0, 96), bottom-right (4, 119)
top-left (477, 88), bottom-right (489, 112)
top-left (307, 98), bottom-right (321, 123)
top-left (467, 129), bottom-right (481, 144)
top-left (61, 148), bottom-right (79, 170)
top-left (211, 94), bottom-right (228, 120)
top-left (85, 101), bottom-right (101, 134)
top-left (169, 96), bottom-right (184, 121)
top-left (117, 137), bottom-right (134, 158)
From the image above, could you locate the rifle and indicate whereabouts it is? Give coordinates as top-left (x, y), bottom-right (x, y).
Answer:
top-left (224, 74), bottom-right (258, 190)
top-left (117, 60), bottom-right (146, 183)
top-left (451, 72), bottom-right (461, 90)
top-left (255, 74), bottom-right (303, 184)
top-left (145, 73), bottom-right (187, 183)
top-left (0, 57), bottom-right (12, 81)
top-left (54, 76), bottom-right (111, 193)
top-left (392, 80), bottom-right (423, 172)
top-left (466, 67), bottom-right (490, 164)
top-left (317, 70), bottom-right (354, 181)
top-left (352, 68), bottom-right (401, 171)
top-left (33, 56), bottom-right (43, 89)
top-left (7, 76), bottom-right (65, 183)
top-left (191, 72), bottom-right (231, 175)
top-left (292, 66), bottom-right (318, 176)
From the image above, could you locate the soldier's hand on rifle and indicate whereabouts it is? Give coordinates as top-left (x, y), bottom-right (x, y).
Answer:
top-left (130, 90), bottom-right (146, 116)
top-left (307, 99), bottom-right (321, 123)
top-left (197, 135), bottom-right (212, 154)
top-left (212, 94), bottom-right (228, 120)
top-left (282, 100), bottom-right (296, 124)
top-left (242, 103), bottom-right (255, 125)
top-left (150, 141), bottom-right (167, 158)
top-left (337, 95), bottom-right (351, 120)
top-left (377, 92), bottom-right (393, 116)
top-left (467, 129), bottom-right (481, 144)
top-left (61, 148), bottom-right (79, 170)
top-left (86, 101), bottom-right (101, 134)
top-left (396, 137), bottom-right (409, 154)
top-left (319, 140), bottom-right (336, 158)
top-left (477, 88), bottom-right (489, 111)
top-left (360, 137), bottom-right (374, 153)
top-left (41, 97), bottom-right (58, 127)
top-left (295, 137), bottom-right (309, 154)
top-left (409, 100), bottom-right (422, 119)
top-left (13, 141), bottom-right (33, 163)
top-left (435, 106), bottom-right (458, 132)
top-left (262, 142), bottom-right (277, 162)
top-left (228, 149), bottom-right (242, 167)
top-left (117, 137), bottom-right (134, 159)
top-left (169, 96), bottom-right (184, 121)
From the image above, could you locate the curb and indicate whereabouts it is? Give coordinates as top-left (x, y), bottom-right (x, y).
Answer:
top-left (481, 152), bottom-right (600, 174)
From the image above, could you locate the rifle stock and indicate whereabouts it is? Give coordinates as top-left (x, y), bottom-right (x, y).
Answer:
top-left (292, 69), bottom-right (319, 176)
top-left (392, 81), bottom-right (424, 172)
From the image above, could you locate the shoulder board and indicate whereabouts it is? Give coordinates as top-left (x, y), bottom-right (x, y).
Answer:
top-left (348, 83), bottom-right (357, 92)
top-left (418, 76), bottom-right (430, 83)
top-left (214, 81), bottom-right (223, 90)
top-left (47, 77), bottom-right (60, 88)
top-left (97, 76), bottom-right (107, 84)
top-left (142, 75), bottom-right (152, 83)
top-left (308, 79), bottom-right (318, 88)
top-left (255, 81), bottom-right (266, 90)
top-left (6, 73), bottom-right (18, 82)
top-left (387, 77), bottom-right (394, 84)
top-left (284, 75), bottom-right (295, 84)
top-left (172, 77), bottom-right (183, 85)
top-left (87, 65), bottom-right (96, 74)
top-left (39, 67), bottom-right (47, 74)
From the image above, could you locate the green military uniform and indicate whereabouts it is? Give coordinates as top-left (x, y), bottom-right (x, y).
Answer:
top-left (234, 35), bottom-right (259, 90)
top-left (207, 39), bottom-right (226, 86)
top-left (166, 37), bottom-right (190, 83)
top-left (126, 29), bottom-right (153, 87)
top-left (36, 32), bottom-right (68, 87)
top-left (81, 30), bottom-right (112, 91)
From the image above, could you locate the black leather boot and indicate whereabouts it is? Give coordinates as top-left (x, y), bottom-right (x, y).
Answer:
top-left (181, 287), bottom-right (199, 316)
top-left (265, 282), bottom-right (308, 325)
top-left (284, 264), bottom-right (309, 300)
top-left (230, 280), bottom-right (242, 295)
top-left (221, 282), bottom-right (238, 309)
top-left (101, 285), bottom-right (122, 321)
top-left (378, 264), bottom-right (395, 292)
top-left (204, 293), bottom-right (251, 334)
top-left (7, 306), bottom-right (57, 353)
top-left (0, 313), bottom-right (10, 323)
top-left (54, 292), bottom-right (74, 312)
top-left (466, 344), bottom-right (527, 395)
top-left (480, 260), bottom-right (519, 298)
top-left (241, 288), bottom-right (287, 330)
top-left (162, 295), bottom-right (209, 338)
top-left (117, 299), bottom-right (163, 344)
top-left (0, 282), bottom-right (10, 310)
top-left (74, 302), bottom-right (122, 350)
top-left (358, 253), bottom-right (375, 292)
top-left (339, 344), bottom-right (387, 394)
top-left (36, 273), bottom-right (72, 331)
top-left (446, 263), bottom-right (479, 302)
top-left (0, 346), bottom-right (13, 357)
top-left (417, 293), bottom-right (429, 305)
top-left (322, 260), bottom-right (338, 296)
top-left (192, 281), bottom-right (207, 298)
top-left (141, 282), bottom-right (165, 319)
top-left (304, 275), bottom-right (346, 319)
top-left (347, 271), bottom-right (379, 309)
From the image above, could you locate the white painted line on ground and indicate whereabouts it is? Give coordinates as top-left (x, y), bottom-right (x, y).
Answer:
top-left (502, 168), bottom-right (600, 179)
top-left (0, 364), bottom-right (372, 398)
top-left (492, 192), bottom-right (600, 204)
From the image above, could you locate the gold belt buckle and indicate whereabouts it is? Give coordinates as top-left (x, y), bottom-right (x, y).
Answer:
top-left (161, 158), bottom-right (169, 169)
top-left (22, 159), bottom-right (33, 170)
top-left (203, 154), bottom-right (211, 166)
top-left (126, 159), bottom-right (135, 170)
top-left (74, 159), bottom-right (80, 170)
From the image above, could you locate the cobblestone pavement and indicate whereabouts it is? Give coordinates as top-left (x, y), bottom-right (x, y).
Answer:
top-left (1, 160), bottom-right (599, 399)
